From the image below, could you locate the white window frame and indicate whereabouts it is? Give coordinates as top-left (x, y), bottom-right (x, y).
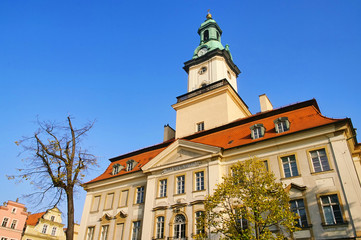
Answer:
top-left (51, 226), bottom-right (57, 236)
top-left (310, 148), bottom-right (331, 172)
top-left (320, 194), bottom-right (344, 225)
top-left (42, 224), bottom-right (48, 234)
top-left (195, 171), bottom-right (205, 191)
top-left (290, 199), bottom-right (309, 228)
top-left (176, 175), bottom-right (185, 194)
top-left (281, 155), bottom-right (299, 178)
top-left (2, 217), bottom-right (9, 227)
top-left (10, 219), bottom-right (17, 229)
top-left (86, 226), bottom-right (95, 240)
top-left (136, 186), bottom-right (144, 204)
top-left (100, 225), bottom-right (109, 240)
top-left (250, 124), bottom-right (265, 139)
top-left (274, 117), bottom-right (290, 133)
top-left (132, 221), bottom-right (141, 240)
top-left (156, 216), bottom-right (165, 239)
top-left (196, 122), bottom-right (205, 132)
top-left (159, 179), bottom-right (167, 198)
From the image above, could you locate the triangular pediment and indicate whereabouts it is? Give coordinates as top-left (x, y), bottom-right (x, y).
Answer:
top-left (142, 139), bottom-right (221, 172)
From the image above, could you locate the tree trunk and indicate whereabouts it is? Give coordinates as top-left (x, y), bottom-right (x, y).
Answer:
top-left (66, 188), bottom-right (74, 240)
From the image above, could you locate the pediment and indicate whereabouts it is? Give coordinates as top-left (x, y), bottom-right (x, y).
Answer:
top-left (142, 139), bottom-right (221, 172)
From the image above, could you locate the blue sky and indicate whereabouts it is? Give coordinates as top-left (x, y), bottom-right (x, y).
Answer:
top-left (1, 1), bottom-right (361, 224)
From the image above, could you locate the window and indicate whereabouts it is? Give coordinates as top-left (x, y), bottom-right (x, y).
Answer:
top-left (42, 224), bottom-right (48, 234)
top-left (203, 30), bottom-right (209, 41)
top-left (263, 160), bottom-right (269, 171)
top-left (196, 122), bottom-right (204, 132)
top-left (290, 199), bottom-right (308, 227)
top-left (321, 194), bottom-right (343, 225)
top-left (176, 175), bottom-right (185, 194)
top-left (11, 208), bottom-right (16, 214)
top-left (119, 189), bottom-right (129, 207)
top-left (159, 179), bottom-right (167, 198)
top-left (281, 155), bottom-right (299, 178)
top-left (198, 66), bottom-right (207, 75)
top-left (51, 226), bottom-right (57, 236)
top-left (1, 238), bottom-right (8, 240)
top-left (274, 117), bottom-right (290, 133)
top-left (132, 221), bottom-right (141, 240)
top-left (195, 211), bottom-right (205, 235)
top-left (114, 223), bottom-right (124, 240)
top-left (2, 217), bottom-right (9, 227)
top-left (100, 225), bottom-right (109, 240)
top-left (174, 214), bottom-right (186, 239)
top-left (112, 164), bottom-right (122, 175)
top-left (235, 209), bottom-right (248, 231)
top-left (91, 195), bottom-right (101, 212)
top-left (50, 216), bottom-right (55, 221)
top-left (156, 216), bottom-right (165, 239)
top-left (86, 226), bottom-right (95, 240)
top-left (136, 186), bottom-right (145, 204)
top-left (126, 160), bottom-right (136, 171)
top-left (104, 192), bottom-right (114, 209)
top-left (250, 124), bottom-right (265, 139)
top-left (10, 219), bottom-right (17, 229)
top-left (195, 171), bottom-right (205, 191)
top-left (310, 148), bottom-right (330, 172)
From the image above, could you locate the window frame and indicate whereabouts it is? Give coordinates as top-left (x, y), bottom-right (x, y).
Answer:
top-left (86, 226), bottom-right (95, 240)
top-left (155, 216), bottom-right (165, 239)
top-left (194, 170), bottom-right (205, 192)
top-left (119, 189), bottom-right (129, 207)
top-left (317, 193), bottom-right (345, 226)
top-left (131, 221), bottom-right (142, 240)
top-left (126, 159), bottom-right (137, 172)
top-left (158, 179), bottom-right (168, 198)
top-left (104, 192), bottom-right (114, 210)
top-left (90, 195), bottom-right (101, 212)
top-left (99, 225), bottom-right (109, 240)
top-left (290, 198), bottom-right (310, 228)
top-left (175, 175), bottom-right (185, 195)
top-left (112, 163), bottom-right (122, 175)
top-left (1, 217), bottom-right (9, 227)
top-left (278, 153), bottom-right (301, 179)
top-left (196, 122), bottom-right (205, 132)
top-left (307, 146), bottom-right (333, 174)
top-left (10, 219), bottom-right (17, 229)
top-left (195, 211), bottom-right (205, 235)
top-left (51, 226), bottom-right (57, 236)
top-left (41, 224), bottom-right (48, 234)
top-left (135, 186), bottom-right (145, 204)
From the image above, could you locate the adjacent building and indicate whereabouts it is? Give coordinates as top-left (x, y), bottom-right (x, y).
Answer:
top-left (0, 199), bottom-right (28, 240)
top-left (22, 207), bottom-right (66, 240)
top-left (78, 13), bottom-right (361, 240)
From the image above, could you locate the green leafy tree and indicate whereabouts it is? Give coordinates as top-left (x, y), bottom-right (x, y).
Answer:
top-left (197, 158), bottom-right (298, 240)
top-left (9, 117), bottom-right (96, 240)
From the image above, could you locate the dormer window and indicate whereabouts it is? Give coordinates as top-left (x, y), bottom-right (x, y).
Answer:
top-left (274, 117), bottom-right (290, 133)
top-left (126, 160), bottom-right (136, 171)
top-left (112, 164), bottom-right (123, 175)
top-left (250, 124), bottom-right (265, 139)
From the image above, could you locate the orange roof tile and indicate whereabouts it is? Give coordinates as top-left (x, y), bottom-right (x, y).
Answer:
top-left (86, 99), bottom-right (346, 184)
top-left (26, 212), bottom-right (45, 226)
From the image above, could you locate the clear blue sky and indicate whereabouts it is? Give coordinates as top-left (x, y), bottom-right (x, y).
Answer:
top-left (1, 1), bottom-right (361, 225)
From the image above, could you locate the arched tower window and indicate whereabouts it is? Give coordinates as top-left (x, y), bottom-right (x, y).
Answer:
top-left (173, 214), bottom-right (186, 239)
top-left (203, 30), bottom-right (209, 42)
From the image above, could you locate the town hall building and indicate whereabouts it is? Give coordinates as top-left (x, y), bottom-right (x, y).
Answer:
top-left (78, 13), bottom-right (361, 240)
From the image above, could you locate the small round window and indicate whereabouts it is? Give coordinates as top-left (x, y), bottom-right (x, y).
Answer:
top-left (199, 66), bottom-right (207, 75)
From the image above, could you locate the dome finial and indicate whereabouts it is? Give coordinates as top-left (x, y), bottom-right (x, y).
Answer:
top-left (206, 9), bottom-right (212, 19)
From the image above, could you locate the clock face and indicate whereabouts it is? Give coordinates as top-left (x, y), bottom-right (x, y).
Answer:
top-left (198, 48), bottom-right (208, 57)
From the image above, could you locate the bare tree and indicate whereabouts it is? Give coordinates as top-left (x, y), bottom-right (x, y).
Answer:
top-left (9, 116), bottom-right (96, 240)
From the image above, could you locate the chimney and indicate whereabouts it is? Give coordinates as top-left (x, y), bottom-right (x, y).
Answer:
top-left (259, 94), bottom-right (273, 112)
top-left (163, 124), bottom-right (175, 142)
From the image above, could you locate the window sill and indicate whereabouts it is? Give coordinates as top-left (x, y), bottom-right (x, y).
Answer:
top-left (321, 221), bottom-right (348, 228)
top-left (156, 196), bottom-right (167, 199)
top-left (192, 189), bottom-right (206, 193)
top-left (173, 193), bottom-right (186, 196)
top-left (310, 169), bottom-right (334, 175)
top-left (281, 175), bottom-right (302, 180)
top-left (297, 224), bottom-right (313, 229)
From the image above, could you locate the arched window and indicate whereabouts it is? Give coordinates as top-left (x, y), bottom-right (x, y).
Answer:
top-left (174, 214), bottom-right (186, 239)
top-left (203, 30), bottom-right (209, 42)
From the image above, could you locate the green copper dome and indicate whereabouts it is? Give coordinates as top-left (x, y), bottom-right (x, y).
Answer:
top-left (192, 14), bottom-right (232, 60)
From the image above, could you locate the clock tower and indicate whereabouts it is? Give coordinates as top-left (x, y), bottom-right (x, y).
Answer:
top-left (173, 13), bottom-right (251, 138)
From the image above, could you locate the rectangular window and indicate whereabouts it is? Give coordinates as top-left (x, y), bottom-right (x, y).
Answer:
top-left (50, 216), bottom-right (55, 221)
top-left (310, 148), bottom-right (330, 172)
top-left (51, 226), bottom-right (57, 236)
top-left (10, 219), bottom-right (17, 229)
top-left (281, 155), bottom-right (299, 178)
top-left (159, 179), bottom-right (167, 197)
top-left (2, 217), bottom-right (9, 227)
top-left (104, 193), bottom-right (114, 209)
top-left (263, 160), bottom-right (269, 171)
top-left (86, 226), bottom-right (95, 240)
top-left (42, 224), bottom-right (48, 234)
top-left (276, 121), bottom-right (288, 133)
top-left (253, 127), bottom-right (262, 139)
top-left (195, 171), bottom-right (205, 191)
top-left (321, 194), bottom-right (343, 225)
top-left (91, 195), bottom-right (101, 212)
top-left (195, 211), bottom-right (205, 235)
top-left (290, 199), bottom-right (308, 228)
top-left (132, 221), bottom-right (141, 240)
top-left (177, 175), bottom-right (185, 194)
top-left (156, 216), bottom-right (165, 239)
top-left (115, 223), bottom-right (124, 240)
top-left (197, 122), bottom-right (204, 132)
top-left (119, 190), bottom-right (129, 207)
top-left (136, 186), bottom-right (145, 204)
top-left (100, 225), bottom-right (109, 240)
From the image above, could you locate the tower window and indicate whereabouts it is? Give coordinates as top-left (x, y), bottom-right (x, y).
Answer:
top-left (203, 30), bottom-right (209, 41)
top-left (216, 31), bottom-right (220, 41)
top-left (196, 122), bottom-right (205, 132)
top-left (198, 66), bottom-right (207, 75)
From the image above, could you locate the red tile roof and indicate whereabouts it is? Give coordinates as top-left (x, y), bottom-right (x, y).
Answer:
top-left (85, 99), bottom-right (345, 185)
top-left (26, 212), bottom-right (45, 226)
